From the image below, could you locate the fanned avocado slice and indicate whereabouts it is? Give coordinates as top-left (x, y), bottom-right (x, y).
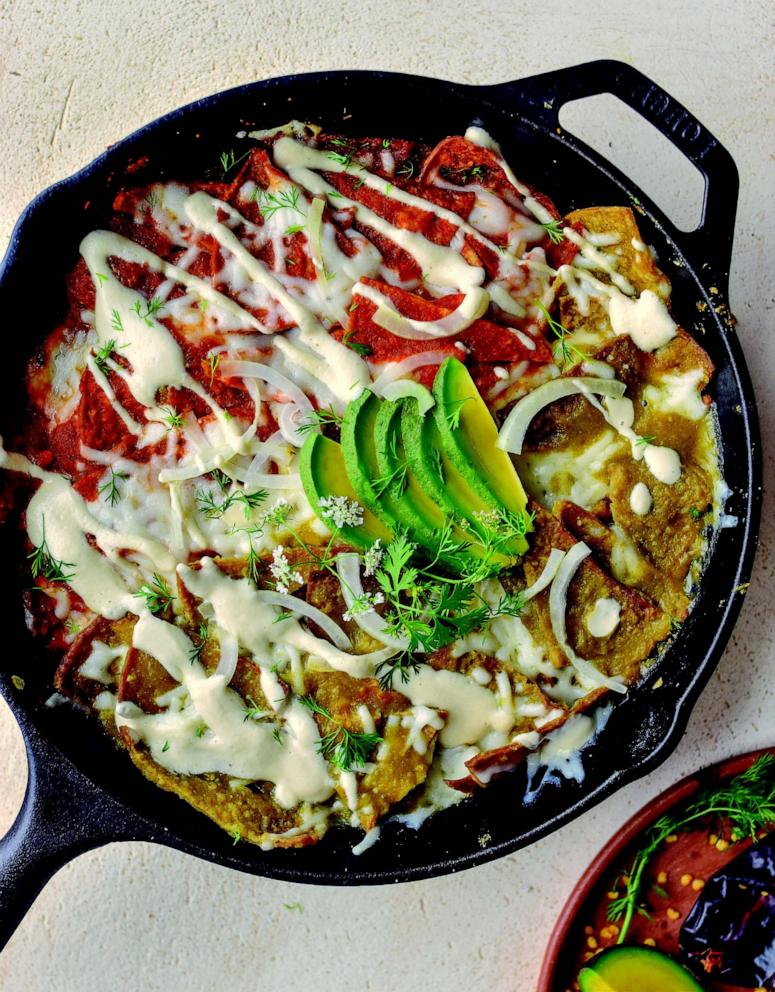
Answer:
top-left (373, 397), bottom-right (474, 560)
top-left (400, 399), bottom-right (518, 561)
top-left (373, 398), bottom-right (437, 546)
top-left (578, 947), bottom-right (705, 992)
top-left (340, 389), bottom-right (401, 533)
top-left (299, 433), bottom-right (392, 549)
top-left (432, 357), bottom-right (531, 553)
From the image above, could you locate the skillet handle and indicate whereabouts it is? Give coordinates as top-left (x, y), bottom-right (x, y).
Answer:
top-left (500, 60), bottom-right (739, 288)
top-left (0, 726), bottom-right (151, 952)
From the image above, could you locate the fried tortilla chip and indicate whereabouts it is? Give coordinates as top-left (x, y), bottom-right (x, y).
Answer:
top-left (557, 206), bottom-right (672, 348)
top-left (304, 670), bottom-right (441, 830)
top-left (54, 614), bottom-right (135, 707)
top-left (554, 499), bottom-right (690, 619)
top-left (519, 505), bottom-right (671, 682)
top-left (117, 638), bottom-right (313, 848)
top-left (461, 687), bottom-right (609, 789)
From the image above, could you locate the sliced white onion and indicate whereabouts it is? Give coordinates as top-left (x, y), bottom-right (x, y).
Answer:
top-left (497, 376), bottom-right (627, 454)
top-left (256, 591), bottom-right (352, 649)
top-left (181, 410), bottom-right (211, 455)
top-left (370, 350), bottom-right (450, 393)
top-left (354, 281), bottom-right (488, 339)
top-left (290, 627), bottom-right (399, 680)
top-left (214, 628), bottom-right (239, 683)
top-left (548, 541), bottom-right (627, 694)
top-left (522, 548), bottom-right (566, 601)
top-left (242, 471), bottom-right (301, 490)
top-left (335, 553), bottom-right (409, 651)
top-left (80, 444), bottom-right (131, 467)
top-left (232, 431), bottom-right (285, 480)
top-left (219, 360), bottom-right (313, 411)
top-left (158, 451), bottom-right (225, 484)
top-left (278, 402), bottom-right (307, 447)
top-left (237, 377), bottom-right (263, 447)
top-left (378, 379), bottom-right (435, 413)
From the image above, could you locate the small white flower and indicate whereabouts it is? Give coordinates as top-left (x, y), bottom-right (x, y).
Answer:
top-left (473, 508), bottom-right (500, 529)
top-left (342, 591), bottom-right (385, 622)
top-left (363, 539), bottom-right (384, 577)
top-left (318, 495), bottom-right (364, 529)
top-left (269, 545), bottom-right (303, 594)
top-left (262, 498), bottom-right (292, 527)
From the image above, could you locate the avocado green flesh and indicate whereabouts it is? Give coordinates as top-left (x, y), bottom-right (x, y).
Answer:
top-left (375, 398), bottom-right (485, 562)
top-left (578, 947), bottom-right (705, 992)
top-left (299, 433), bottom-right (392, 549)
top-left (433, 356), bottom-right (530, 530)
top-left (400, 402), bottom-right (515, 564)
top-left (373, 399), bottom-right (442, 550)
top-left (340, 389), bottom-right (400, 533)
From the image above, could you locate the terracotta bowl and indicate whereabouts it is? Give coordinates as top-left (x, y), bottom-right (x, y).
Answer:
top-left (538, 748), bottom-right (774, 992)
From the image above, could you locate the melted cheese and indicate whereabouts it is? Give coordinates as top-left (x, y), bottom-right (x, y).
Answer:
top-left (398, 667), bottom-right (512, 747)
top-left (79, 640), bottom-right (127, 684)
top-left (178, 558), bottom-right (395, 679)
top-left (585, 598), bottom-right (621, 638)
top-left (642, 369), bottom-right (707, 420)
top-left (184, 192), bottom-right (370, 408)
top-left (608, 288), bottom-right (677, 351)
top-left (26, 476), bottom-right (157, 619)
top-left (629, 481), bottom-right (653, 516)
top-left (517, 429), bottom-right (627, 508)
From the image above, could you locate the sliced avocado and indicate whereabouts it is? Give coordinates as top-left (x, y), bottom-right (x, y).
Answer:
top-left (432, 357), bottom-right (531, 553)
top-left (373, 397), bottom-right (476, 560)
top-left (299, 433), bottom-right (392, 549)
top-left (373, 398), bottom-right (438, 548)
top-left (400, 399), bottom-right (516, 562)
top-left (340, 389), bottom-right (400, 533)
top-left (578, 947), bottom-right (705, 992)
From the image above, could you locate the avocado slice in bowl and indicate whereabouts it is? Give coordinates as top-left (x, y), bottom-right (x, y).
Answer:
top-left (578, 947), bottom-right (706, 992)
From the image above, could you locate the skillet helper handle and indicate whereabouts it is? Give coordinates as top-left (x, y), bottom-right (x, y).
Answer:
top-left (510, 60), bottom-right (739, 287)
top-left (0, 731), bottom-right (146, 952)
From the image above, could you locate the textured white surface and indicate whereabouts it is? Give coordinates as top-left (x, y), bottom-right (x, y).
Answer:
top-left (0, 1), bottom-right (774, 989)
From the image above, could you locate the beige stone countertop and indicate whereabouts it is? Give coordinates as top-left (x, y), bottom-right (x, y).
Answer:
top-left (0, 0), bottom-right (773, 989)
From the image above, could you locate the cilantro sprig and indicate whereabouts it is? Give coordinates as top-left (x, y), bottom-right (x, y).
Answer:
top-left (93, 338), bottom-right (121, 375)
top-left (542, 218), bottom-right (565, 245)
top-left (372, 521), bottom-right (528, 690)
top-left (342, 330), bottom-right (372, 357)
top-left (250, 185), bottom-right (302, 219)
top-left (188, 622), bottom-right (210, 665)
top-left (297, 406), bottom-right (343, 435)
top-left (132, 296), bottom-right (164, 326)
top-left (98, 467), bottom-right (129, 506)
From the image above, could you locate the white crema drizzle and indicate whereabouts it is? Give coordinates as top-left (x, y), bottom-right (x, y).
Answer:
top-left (115, 612), bottom-right (333, 807)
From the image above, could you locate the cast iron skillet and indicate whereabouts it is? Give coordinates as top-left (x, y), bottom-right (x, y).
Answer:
top-left (0, 60), bottom-right (760, 947)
